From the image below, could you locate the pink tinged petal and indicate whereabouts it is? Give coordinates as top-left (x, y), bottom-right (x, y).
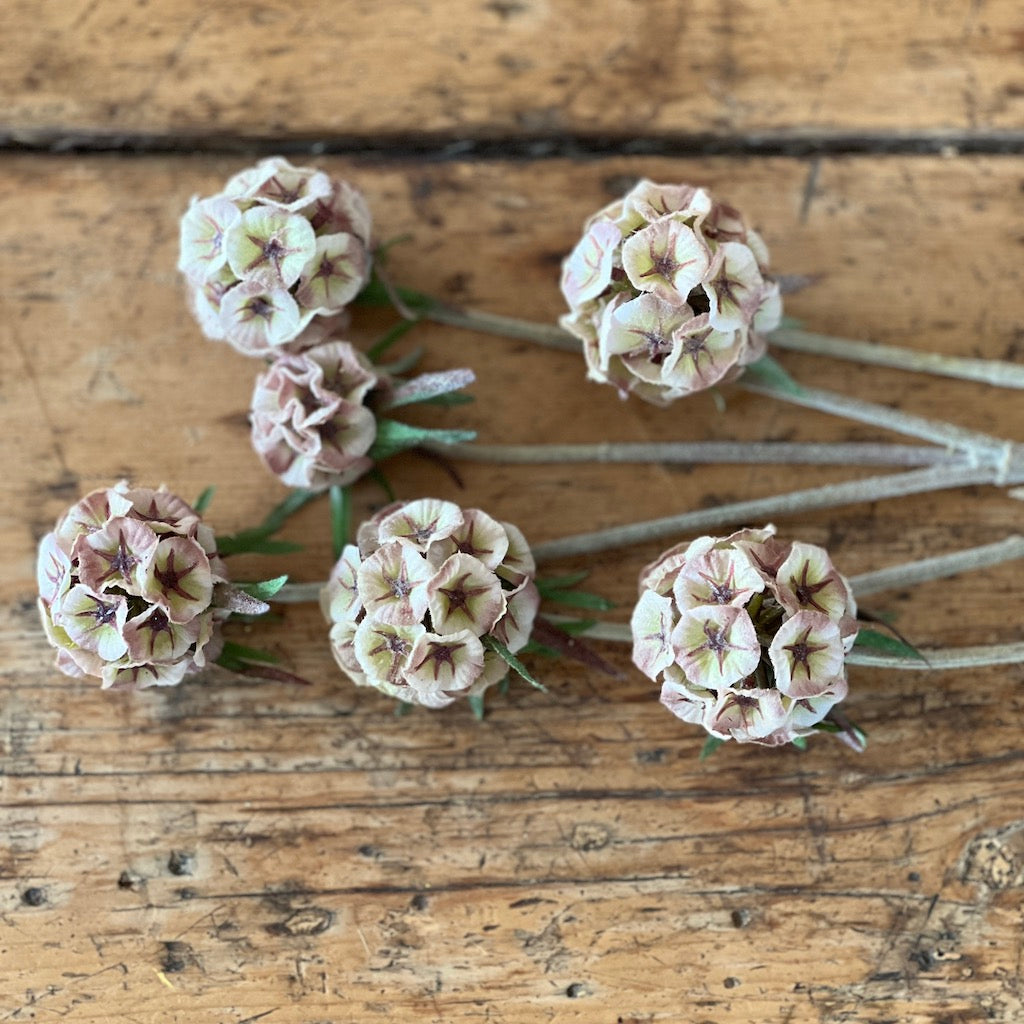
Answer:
top-left (660, 317), bottom-right (742, 392)
top-left (621, 218), bottom-right (709, 301)
top-left (753, 279), bottom-right (782, 333)
top-left (468, 650), bottom-right (514, 697)
top-left (143, 536), bottom-right (213, 624)
top-left (745, 228), bottom-right (771, 271)
top-left (73, 516), bottom-right (158, 595)
top-left (769, 612), bottom-right (847, 698)
top-left (119, 484), bottom-right (200, 534)
top-left (406, 629), bottom-right (486, 707)
top-left (251, 164), bottom-right (332, 212)
top-left (638, 541), bottom-right (693, 596)
top-left (659, 665), bottom-right (717, 725)
top-left (294, 233), bottom-right (368, 312)
top-left (561, 219), bottom-right (622, 308)
top-left (37, 533), bottom-right (71, 605)
top-left (356, 500), bottom-right (404, 557)
top-left (732, 531), bottom-right (790, 582)
top-left (178, 196), bottom-right (241, 282)
top-left (708, 687), bottom-right (787, 742)
top-left (191, 610), bottom-right (222, 669)
top-left (353, 618), bottom-right (425, 687)
top-left (328, 617), bottom-right (364, 680)
top-left (377, 499), bottom-right (464, 551)
top-left (308, 180), bottom-right (373, 243)
top-left (54, 487), bottom-right (133, 553)
top-left (495, 520), bottom-right (536, 585)
top-left (322, 544), bottom-right (364, 624)
top-left (222, 157), bottom-right (285, 199)
top-left (426, 508), bottom-right (510, 572)
top-left (122, 604), bottom-right (200, 665)
top-left (775, 542), bottom-right (854, 621)
top-left (673, 547), bottom-right (765, 613)
top-left (224, 206), bottom-right (316, 288)
top-left (787, 689), bottom-right (846, 731)
top-left (188, 263), bottom-right (237, 341)
top-left (599, 293), bottom-right (694, 372)
top-left (624, 180), bottom-right (714, 225)
top-left (705, 242), bottom-right (765, 332)
top-left (102, 660), bottom-right (188, 691)
top-left (705, 201), bottom-right (748, 241)
top-left (220, 281), bottom-right (306, 356)
top-left (356, 541), bottom-right (432, 626)
top-left (491, 579), bottom-right (540, 654)
top-left (427, 554), bottom-right (506, 636)
top-left (310, 340), bottom-right (380, 404)
top-left (671, 605), bottom-right (761, 690)
top-left (57, 585), bottom-right (129, 661)
top-left (630, 589), bottom-right (677, 680)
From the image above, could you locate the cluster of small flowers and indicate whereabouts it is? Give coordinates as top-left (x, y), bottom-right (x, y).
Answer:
top-left (178, 157), bottom-right (373, 358)
top-left (36, 483), bottom-right (231, 690)
top-left (631, 526), bottom-right (858, 746)
top-left (560, 180), bottom-right (781, 406)
top-left (250, 340), bottom-right (383, 491)
top-left (322, 498), bottom-right (540, 708)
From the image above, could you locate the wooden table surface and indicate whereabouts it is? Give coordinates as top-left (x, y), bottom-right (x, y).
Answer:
top-left (2, 3), bottom-right (1024, 1021)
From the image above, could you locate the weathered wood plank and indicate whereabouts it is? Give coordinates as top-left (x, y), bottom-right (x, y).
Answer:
top-left (2, 153), bottom-right (1024, 1021)
top-left (2, 1), bottom-right (1023, 143)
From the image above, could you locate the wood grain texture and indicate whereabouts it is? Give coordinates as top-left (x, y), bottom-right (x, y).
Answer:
top-left (2, 0), bottom-right (1024, 144)
top-left (2, 153), bottom-right (1024, 1022)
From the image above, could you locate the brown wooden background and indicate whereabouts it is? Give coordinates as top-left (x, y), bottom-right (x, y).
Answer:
top-left (2, 3), bottom-right (1024, 1021)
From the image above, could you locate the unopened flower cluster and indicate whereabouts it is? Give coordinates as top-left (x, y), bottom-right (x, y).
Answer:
top-left (37, 483), bottom-right (231, 689)
top-left (179, 156), bottom-right (373, 357)
top-left (631, 526), bottom-right (858, 746)
top-left (323, 499), bottom-right (540, 708)
top-left (560, 180), bottom-right (782, 405)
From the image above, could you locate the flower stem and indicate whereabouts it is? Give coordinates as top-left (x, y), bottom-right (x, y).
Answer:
top-left (431, 440), bottom-right (962, 469)
top-left (423, 302), bottom-right (578, 352)
top-left (769, 326), bottom-right (1024, 389)
top-left (531, 463), bottom-right (1024, 563)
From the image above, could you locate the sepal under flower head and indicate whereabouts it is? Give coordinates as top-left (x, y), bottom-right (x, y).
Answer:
top-left (560, 179), bottom-right (780, 405)
top-left (179, 156), bottom-right (373, 358)
top-left (631, 525), bottom-right (858, 747)
top-left (37, 482), bottom-right (234, 690)
top-left (323, 499), bottom-right (540, 709)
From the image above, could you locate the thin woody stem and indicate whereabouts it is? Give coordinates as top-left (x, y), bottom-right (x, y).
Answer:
top-left (769, 327), bottom-right (1024, 390)
top-left (419, 302), bottom-right (1024, 390)
top-left (430, 440), bottom-right (962, 469)
top-left (549, 619), bottom-right (1024, 669)
top-left (531, 463), bottom-right (1024, 562)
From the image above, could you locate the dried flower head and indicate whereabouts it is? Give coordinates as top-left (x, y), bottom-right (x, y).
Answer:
top-left (250, 340), bottom-right (381, 490)
top-left (631, 525), bottom-right (858, 746)
top-left (322, 499), bottom-right (540, 709)
top-left (560, 180), bottom-right (781, 406)
top-left (179, 157), bottom-right (373, 358)
top-left (37, 483), bottom-right (235, 690)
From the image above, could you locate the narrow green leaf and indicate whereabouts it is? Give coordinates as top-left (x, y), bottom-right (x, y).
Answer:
top-left (394, 700), bottom-right (414, 717)
top-left (518, 641), bottom-right (560, 658)
top-left (791, 736), bottom-right (808, 751)
top-left (468, 693), bottom-right (486, 722)
top-left (481, 635), bottom-right (546, 691)
top-left (497, 676), bottom-right (511, 696)
top-left (545, 618), bottom-right (597, 636)
top-left (354, 273), bottom-right (433, 311)
top-left (373, 233), bottom-right (414, 266)
top-left (369, 419), bottom-right (476, 461)
top-left (539, 588), bottom-right (615, 611)
top-left (536, 571), bottom-right (591, 594)
top-left (258, 488), bottom-right (320, 536)
top-left (367, 317), bottom-right (421, 362)
top-left (415, 392), bottom-right (475, 407)
top-left (218, 641), bottom-right (281, 666)
top-left (375, 346), bottom-right (425, 376)
top-left (853, 627), bottom-right (926, 661)
top-left (236, 575), bottom-right (289, 601)
top-left (743, 354), bottom-right (805, 396)
top-left (330, 485), bottom-right (350, 560)
top-left (699, 736), bottom-right (726, 760)
top-left (193, 485), bottom-right (216, 514)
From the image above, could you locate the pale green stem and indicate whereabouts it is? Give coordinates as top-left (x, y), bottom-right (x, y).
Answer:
top-left (769, 327), bottom-right (1024, 389)
top-left (549, 619), bottom-right (1024, 671)
top-left (531, 463), bottom-right (1024, 563)
top-left (430, 440), bottom-right (962, 469)
top-left (424, 303), bottom-right (578, 352)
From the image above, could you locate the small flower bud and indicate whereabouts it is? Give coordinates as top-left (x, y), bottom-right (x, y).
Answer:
top-left (323, 500), bottom-right (539, 709)
top-left (37, 483), bottom-right (232, 690)
top-left (560, 180), bottom-right (780, 405)
top-left (631, 525), bottom-right (859, 747)
top-left (179, 157), bottom-right (373, 358)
